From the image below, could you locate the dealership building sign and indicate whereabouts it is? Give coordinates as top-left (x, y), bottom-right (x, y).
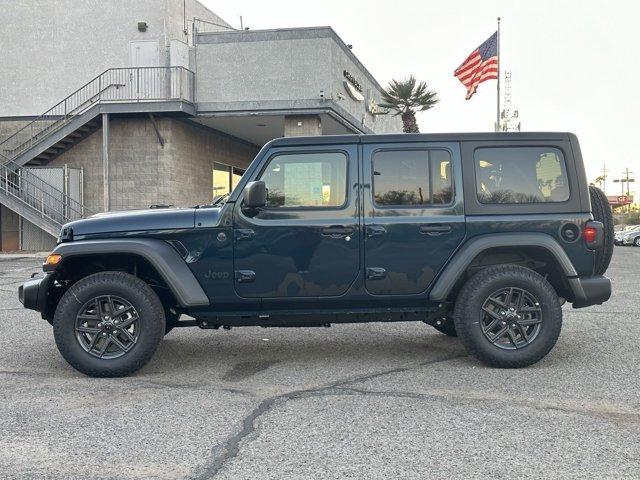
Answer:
top-left (343, 70), bottom-right (364, 101)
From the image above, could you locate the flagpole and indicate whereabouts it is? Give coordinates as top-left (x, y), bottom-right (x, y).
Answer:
top-left (496, 17), bottom-right (501, 132)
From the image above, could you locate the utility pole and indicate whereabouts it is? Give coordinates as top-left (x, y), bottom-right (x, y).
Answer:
top-left (613, 168), bottom-right (635, 214)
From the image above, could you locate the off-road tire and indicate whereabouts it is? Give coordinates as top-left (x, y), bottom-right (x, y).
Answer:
top-left (53, 272), bottom-right (165, 377)
top-left (453, 265), bottom-right (562, 368)
top-left (432, 315), bottom-right (458, 337)
top-left (589, 186), bottom-right (614, 274)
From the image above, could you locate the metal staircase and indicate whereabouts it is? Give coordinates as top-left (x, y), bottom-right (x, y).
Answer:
top-left (0, 66), bottom-right (195, 239)
top-left (0, 154), bottom-right (88, 237)
top-left (1, 66), bottom-right (194, 167)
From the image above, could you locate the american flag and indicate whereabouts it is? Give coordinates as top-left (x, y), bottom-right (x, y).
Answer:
top-left (454, 32), bottom-right (498, 100)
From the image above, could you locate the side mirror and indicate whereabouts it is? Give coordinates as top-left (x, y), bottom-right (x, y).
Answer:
top-left (243, 181), bottom-right (267, 209)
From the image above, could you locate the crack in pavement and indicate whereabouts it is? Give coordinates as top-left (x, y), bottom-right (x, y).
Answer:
top-left (336, 386), bottom-right (640, 425)
top-left (188, 353), bottom-right (466, 480)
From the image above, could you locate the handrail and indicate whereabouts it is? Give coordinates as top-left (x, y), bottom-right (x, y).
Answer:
top-left (1, 66), bottom-right (195, 162)
top-left (193, 17), bottom-right (237, 32)
top-left (1, 156), bottom-right (92, 216)
top-left (0, 161), bottom-right (89, 227)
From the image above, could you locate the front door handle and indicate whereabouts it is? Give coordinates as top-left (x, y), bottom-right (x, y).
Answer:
top-left (235, 270), bottom-right (256, 283)
top-left (420, 224), bottom-right (452, 235)
top-left (321, 225), bottom-right (354, 237)
top-left (236, 229), bottom-right (255, 241)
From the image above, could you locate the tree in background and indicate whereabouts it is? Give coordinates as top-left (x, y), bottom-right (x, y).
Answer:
top-left (380, 76), bottom-right (438, 133)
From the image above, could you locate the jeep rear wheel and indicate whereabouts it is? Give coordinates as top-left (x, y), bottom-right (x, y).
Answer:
top-left (454, 265), bottom-right (562, 368)
top-left (53, 272), bottom-right (165, 377)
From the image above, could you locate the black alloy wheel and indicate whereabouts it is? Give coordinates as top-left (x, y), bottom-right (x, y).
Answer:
top-left (75, 295), bottom-right (141, 359)
top-left (480, 287), bottom-right (542, 350)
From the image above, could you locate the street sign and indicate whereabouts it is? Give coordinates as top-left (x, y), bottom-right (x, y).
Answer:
top-left (608, 195), bottom-right (633, 205)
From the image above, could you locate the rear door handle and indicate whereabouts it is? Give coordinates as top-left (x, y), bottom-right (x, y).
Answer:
top-left (321, 225), bottom-right (354, 237)
top-left (236, 229), bottom-right (255, 241)
top-left (366, 225), bottom-right (387, 238)
top-left (420, 224), bottom-right (452, 235)
top-left (366, 267), bottom-right (387, 280)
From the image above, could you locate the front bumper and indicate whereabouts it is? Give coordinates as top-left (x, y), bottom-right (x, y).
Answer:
top-left (18, 274), bottom-right (54, 313)
top-left (569, 275), bottom-right (611, 308)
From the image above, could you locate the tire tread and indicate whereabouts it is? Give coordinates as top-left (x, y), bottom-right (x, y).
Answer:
top-left (53, 271), bottom-right (165, 377)
top-left (453, 265), bottom-right (562, 368)
top-left (589, 185), bottom-right (614, 275)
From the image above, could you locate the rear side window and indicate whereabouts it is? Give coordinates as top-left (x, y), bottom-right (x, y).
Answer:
top-left (372, 149), bottom-right (453, 206)
top-left (475, 147), bottom-right (569, 204)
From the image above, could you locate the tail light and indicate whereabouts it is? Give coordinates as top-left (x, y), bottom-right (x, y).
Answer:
top-left (584, 221), bottom-right (603, 250)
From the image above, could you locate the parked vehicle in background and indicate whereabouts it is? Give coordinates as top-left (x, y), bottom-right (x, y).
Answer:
top-left (616, 226), bottom-right (640, 246)
top-left (19, 132), bottom-right (614, 377)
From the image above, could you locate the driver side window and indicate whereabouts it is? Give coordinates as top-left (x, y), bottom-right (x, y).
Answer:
top-left (258, 152), bottom-right (347, 208)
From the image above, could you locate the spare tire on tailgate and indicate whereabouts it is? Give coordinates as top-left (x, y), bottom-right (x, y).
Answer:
top-left (589, 185), bottom-right (614, 275)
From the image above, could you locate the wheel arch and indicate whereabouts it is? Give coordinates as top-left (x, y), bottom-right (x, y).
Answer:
top-left (47, 239), bottom-right (210, 310)
top-left (429, 233), bottom-right (578, 303)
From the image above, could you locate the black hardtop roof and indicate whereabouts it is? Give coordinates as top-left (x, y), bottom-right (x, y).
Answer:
top-left (268, 132), bottom-right (574, 147)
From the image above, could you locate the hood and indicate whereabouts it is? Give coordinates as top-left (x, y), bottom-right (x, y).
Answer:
top-left (63, 207), bottom-right (202, 237)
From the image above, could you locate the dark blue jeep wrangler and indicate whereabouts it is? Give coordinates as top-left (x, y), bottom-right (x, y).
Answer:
top-left (19, 133), bottom-right (613, 377)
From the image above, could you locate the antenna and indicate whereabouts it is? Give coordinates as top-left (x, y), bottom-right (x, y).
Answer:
top-left (499, 71), bottom-right (521, 132)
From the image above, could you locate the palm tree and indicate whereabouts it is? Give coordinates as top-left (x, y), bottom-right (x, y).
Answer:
top-left (379, 76), bottom-right (438, 133)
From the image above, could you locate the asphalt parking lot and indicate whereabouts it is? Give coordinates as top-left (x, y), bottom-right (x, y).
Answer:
top-left (0, 248), bottom-right (639, 479)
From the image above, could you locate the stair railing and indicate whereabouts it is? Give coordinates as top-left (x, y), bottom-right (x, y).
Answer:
top-left (1, 66), bottom-right (195, 163)
top-left (0, 153), bottom-right (91, 228)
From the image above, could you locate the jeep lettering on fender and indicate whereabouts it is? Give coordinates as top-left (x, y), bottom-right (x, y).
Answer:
top-left (19, 132), bottom-right (613, 377)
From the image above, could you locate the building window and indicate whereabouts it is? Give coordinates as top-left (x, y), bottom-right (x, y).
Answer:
top-left (258, 152), bottom-right (347, 208)
top-left (372, 149), bottom-right (453, 206)
top-left (213, 163), bottom-right (245, 201)
top-left (475, 147), bottom-right (569, 204)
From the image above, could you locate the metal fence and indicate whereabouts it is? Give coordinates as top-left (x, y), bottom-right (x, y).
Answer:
top-left (0, 66), bottom-right (195, 162)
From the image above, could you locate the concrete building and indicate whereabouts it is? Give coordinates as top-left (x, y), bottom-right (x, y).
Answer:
top-left (0, 0), bottom-right (401, 251)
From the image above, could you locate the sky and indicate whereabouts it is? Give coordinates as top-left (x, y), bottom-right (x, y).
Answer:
top-left (202, 0), bottom-right (639, 201)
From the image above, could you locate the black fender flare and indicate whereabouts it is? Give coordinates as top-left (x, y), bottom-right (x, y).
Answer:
top-left (429, 233), bottom-right (578, 302)
top-left (51, 239), bottom-right (210, 307)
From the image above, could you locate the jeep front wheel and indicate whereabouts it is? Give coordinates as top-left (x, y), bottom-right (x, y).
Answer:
top-left (53, 272), bottom-right (165, 377)
top-left (453, 265), bottom-right (562, 368)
